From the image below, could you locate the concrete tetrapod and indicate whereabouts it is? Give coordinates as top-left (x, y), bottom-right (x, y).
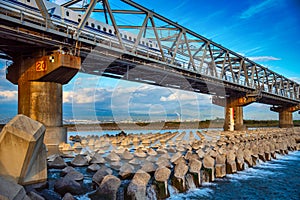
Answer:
top-left (154, 166), bottom-right (171, 199)
top-left (0, 114), bottom-right (47, 185)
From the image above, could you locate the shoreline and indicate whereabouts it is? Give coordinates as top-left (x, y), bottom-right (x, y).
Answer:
top-left (2, 120), bottom-right (300, 133)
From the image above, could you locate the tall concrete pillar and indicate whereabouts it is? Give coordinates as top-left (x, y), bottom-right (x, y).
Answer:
top-left (279, 110), bottom-right (293, 128)
top-left (223, 106), bottom-right (244, 131)
top-left (271, 105), bottom-right (300, 128)
top-left (213, 95), bottom-right (256, 131)
top-left (7, 51), bottom-right (81, 152)
top-left (18, 81), bottom-right (66, 150)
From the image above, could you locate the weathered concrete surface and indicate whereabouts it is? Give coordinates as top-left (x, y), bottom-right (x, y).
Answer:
top-left (0, 176), bottom-right (30, 200)
top-left (7, 52), bottom-right (81, 154)
top-left (0, 115), bottom-right (47, 185)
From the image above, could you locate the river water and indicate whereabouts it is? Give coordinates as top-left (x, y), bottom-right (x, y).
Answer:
top-left (64, 129), bottom-right (300, 200)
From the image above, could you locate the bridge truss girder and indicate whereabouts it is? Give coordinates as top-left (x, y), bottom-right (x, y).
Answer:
top-left (62, 0), bottom-right (300, 103)
top-left (0, 0), bottom-right (299, 107)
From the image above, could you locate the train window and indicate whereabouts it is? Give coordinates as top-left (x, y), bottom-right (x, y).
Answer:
top-left (150, 44), bottom-right (152, 48)
top-left (120, 33), bottom-right (123, 37)
top-left (109, 29), bottom-right (112, 34)
top-left (91, 23), bottom-right (95, 28)
top-left (156, 44), bottom-right (158, 47)
top-left (66, 11), bottom-right (69, 17)
top-left (97, 25), bottom-right (101, 30)
top-left (142, 41), bottom-right (145, 45)
top-left (103, 27), bottom-right (107, 32)
top-left (124, 35), bottom-right (127, 39)
top-left (134, 38), bottom-right (136, 42)
top-left (78, 18), bottom-right (81, 23)
top-left (129, 36), bottom-right (132, 41)
top-left (86, 22), bottom-right (89, 26)
top-left (146, 43), bottom-right (149, 46)
top-left (114, 31), bottom-right (116, 35)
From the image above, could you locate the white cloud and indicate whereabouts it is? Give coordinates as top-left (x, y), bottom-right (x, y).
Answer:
top-left (160, 90), bottom-right (199, 102)
top-left (0, 90), bottom-right (17, 102)
top-left (240, 0), bottom-right (276, 19)
top-left (247, 56), bottom-right (281, 62)
top-left (63, 88), bottom-right (108, 104)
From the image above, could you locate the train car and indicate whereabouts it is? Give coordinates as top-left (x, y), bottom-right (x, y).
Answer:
top-left (2, 0), bottom-right (178, 62)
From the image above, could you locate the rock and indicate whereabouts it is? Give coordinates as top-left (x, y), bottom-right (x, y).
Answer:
top-left (92, 166), bottom-right (113, 186)
top-left (62, 193), bottom-right (76, 200)
top-left (226, 150), bottom-right (236, 162)
top-left (140, 161), bottom-right (157, 173)
top-left (154, 167), bottom-right (171, 182)
top-left (216, 154), bottom-right (226, 164)
top-left (129, 158), bottom-right (143, 166)
top-left (134, 148), bottom-right (147, 158)
top-left (47, 154), bottom-right (59, 162)
top-left (215, 164), bottom-right (226, 178)
top-left (87, 163), bottom-right (101, 172)
top-left (146, 155), bottom-right (157, 162)
top-left (184, 151), bottom-right (194, 161)
top-left (27, 191), bottom-right (45, 200)
top-left (71, 155), bottom-right (89, 167)
top-left (0, 177), bottom-right (30, 200)
top-left (127, 170), bottom-right (151, 200)
top-left (61, 166), bottom-right (76, 176)
top-left (147, 148), bottom-right (157, 156)
top-left (156, 157), bottom-right (172, 168)
top-left (170, 152), bottom-right (182, 163)
top-left (189, 158), bottom-right (202, 173)
top-left (65, 170), bottom-right (84, 181)
top-left (48, 156), bottom-right (68, 169)
top-left (90, 153), bottom-right (106, 164)
top-left (197, 149), bottom-right (205, 159)
top-left (226, 161), bottom-right (237, 174)
top-left (0, 115), bottom-right (47, 185)
top-left (121, 149), bottom-right (134, 160)
top-left (105, 151), bottom-right (121, 162)
top-left (244, 149), bottom-right (253, 167)
top-left (54, 177), bottom-right (83, 195)
top-left (119, 163), bottom-right (135, 179)
top-left (203, 155), bottom-right (215, 169)
top-left (89, 175), bottom-right (121, 200)
top-left (173, 156), bottom-right (186, 165)
top-left (110, 161), bottom-right (122, 170)
top-left (174, 162), bottom-right (188, 179)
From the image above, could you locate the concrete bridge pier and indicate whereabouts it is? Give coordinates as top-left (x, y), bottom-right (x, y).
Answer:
top-left (213, 96), bottom-right (256, 131)
top-left (271, 106), bottom-right (300, 128)
top-left (7, 50), bottom-right (81, 152)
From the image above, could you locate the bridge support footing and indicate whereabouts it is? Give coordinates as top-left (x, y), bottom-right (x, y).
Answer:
top-left (224, 106), bottom-right (245, 131)
top-left (279, 110), bottom-right (293, 128)
top-left (18, 81), bottom-right (66, 153)
top-left (271, 105), bottom-right (300, 128)
top-left (7, 51), bottom-right (81, 153)
top-left (213, 95), bottom-right (257, 131)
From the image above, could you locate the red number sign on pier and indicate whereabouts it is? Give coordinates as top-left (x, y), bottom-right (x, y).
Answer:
top-left (36, 60), bottom-right (47, 71)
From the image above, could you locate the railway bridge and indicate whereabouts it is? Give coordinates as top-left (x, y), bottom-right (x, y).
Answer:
top-left (0, 0), bottom-right (299, 150)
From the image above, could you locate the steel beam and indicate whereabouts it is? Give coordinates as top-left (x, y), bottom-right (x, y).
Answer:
top-left (34, 0), bottom-right (55, 29)
top-left (76, 0), bottom-right (97, 37)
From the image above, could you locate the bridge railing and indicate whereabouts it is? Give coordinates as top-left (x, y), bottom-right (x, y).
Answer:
top-left (1, 0), bottom-right (299, 102)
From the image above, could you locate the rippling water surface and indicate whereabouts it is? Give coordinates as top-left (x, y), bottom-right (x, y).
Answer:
top-left (168, 151), bottom-right (300, 200)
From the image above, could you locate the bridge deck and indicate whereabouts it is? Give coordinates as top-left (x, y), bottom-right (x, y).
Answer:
top-left (0, 0), bottom-right (299, 107)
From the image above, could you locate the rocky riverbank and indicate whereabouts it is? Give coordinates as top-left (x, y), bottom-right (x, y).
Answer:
top-left (17, 128), bottom-right (300, 199)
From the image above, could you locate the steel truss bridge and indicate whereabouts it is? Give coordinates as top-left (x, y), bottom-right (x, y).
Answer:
top-left (0, 0), bottom-right (299, 108)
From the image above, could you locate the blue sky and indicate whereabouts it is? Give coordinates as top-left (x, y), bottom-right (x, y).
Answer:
top-left (0, 0), bottom-right (300, 123)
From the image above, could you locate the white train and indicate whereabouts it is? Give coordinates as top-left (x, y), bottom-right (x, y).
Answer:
top-left (2, 0), bottom-right (192, 67)
top-left (2, 0), bottom-right (161, 51)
